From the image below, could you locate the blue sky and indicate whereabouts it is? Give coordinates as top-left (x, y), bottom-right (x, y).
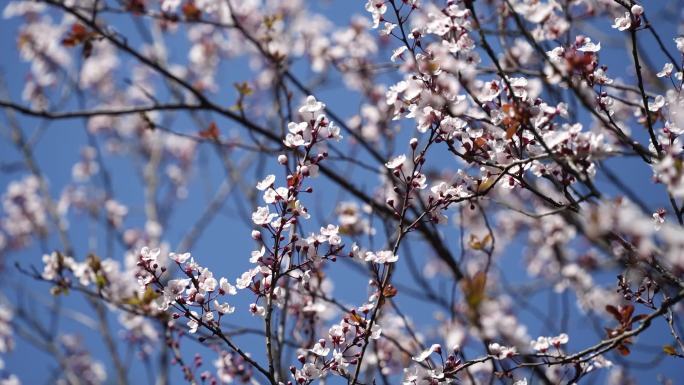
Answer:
top-left (1, 1), bottom-right (683, 384)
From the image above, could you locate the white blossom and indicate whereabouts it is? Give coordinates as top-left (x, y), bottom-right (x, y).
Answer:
top-left (612, 12), bottom-right (631, 31)
top-left (675, 37), bottom-right (684, 53)
top-left (385, 154), bottom-right (407, 169)
top-left (252, 206), bottom-right (278, 225)
top-left (169, 252), bottom-right (191, 264)
top-left (299, 95), bottom-right (325, 114)
top-left (657, 63), bottom-right (674, 78)
top-left (413, 344), bottom-right (441, 362)
top-left (256, 175), bottom-right (276, 191)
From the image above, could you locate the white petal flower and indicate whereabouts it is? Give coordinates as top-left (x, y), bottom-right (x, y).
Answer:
top-left (376, 250), bottom-right (398, 263)
top-left (413, 344), bottom-right (441, 362)
top-left (648, 95), bottom-right (665, 112)
top-left (653, 210), bottom-right (665, 231)
top-left (219, 277), bottom-right (237, 295)
top-left (481, 80), bottom-right (502, 102)
top-left (675, 37), bottom-right (684, 53)
top-left (201, 276), bottom-right (218, 292)
top-left (252, 206), bottom-right (278, 225)
top-left (531, 336), bottom-right (550, 352)
top-left (309, 340), bottom-right (330, 356)
top-left (214, 300), bottom-right (235, 315)
top-left (140, 247), bottom-right (161, 263)
top-left (187, 311), bottom-right (199, 333)
top-left (657, 63), bottom-right (674, 78)
top-left (413, 173), bottom-right (427, 189)
top-left (169, 252), bottom-right (191, 264)
top-left (256, 175), bottom-right (276, 191)
top-left (385, 154), bottom-right (406, 169)
top-left (160, 0), bottom-right (180, 12)
top-left (288, 121), bottom-right (308, 134)
top-left (592, 68), bottom-right (613, 85)
top-left (489, 343), bottom-right (517, 359)
top-left (284, 133), bottom-right (306, 148)
top-left (250, 246), bottom-right (265, 264)
top-left (236, 268), bottom-right (258, 289)
top-left (249, 303), bottom-right (266, 317)
top-left (365, 0), bottom-right (387, 28)
top-left (577, 40), bottom-right (601, 52)
top-left (380, 22), bottom-right (397, 36)
top-left (365, 250), bottom-right (399, 264)
top-left (550, 333), bottom-right (569, 346)
top-left (370, 324), bottom-right (382, 339)
top-left (299, 95), bottom-right (325, 114)
top-left (320, 224), bottom-right (339, 236)
top-left (202, 311), bottom-right (214, 322)
top-left (390, 46), bottom-right (408, 62)
top-left (611, 12), bottom-right (631, 31)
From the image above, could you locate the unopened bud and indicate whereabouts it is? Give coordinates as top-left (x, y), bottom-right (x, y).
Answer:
top-left (410, 137), bottom-right (418, 149)
top-left (278, 154), bottom-right (288, 164)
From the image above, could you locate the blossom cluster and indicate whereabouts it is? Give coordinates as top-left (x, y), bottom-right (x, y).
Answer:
top-left (2, 0), bottom-right (684, 384)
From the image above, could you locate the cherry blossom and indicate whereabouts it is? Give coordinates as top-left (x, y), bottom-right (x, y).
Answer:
top-left (364, 250), bottom-right (399, 264)
top-left (3, 1), bottom-right (684, 384)
top-left (612, 13), bottom-right (632, 31)
top-left (385, 154), bottom-right (407, 169)
top-left (488, 343), bottom-right (517, 359)
top-left (675, 37), bottom-right (684, 53)
top-left (299, 95), bottom-right (326, 115)
top-left (252, 206), bottom-right (278, 226)
top-left (657, 63), bottom-right (674, 78)
top-left (412, 343), bottom-right (441, 362)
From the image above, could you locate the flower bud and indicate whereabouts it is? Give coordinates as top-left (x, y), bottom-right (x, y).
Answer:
top-left (278, 154), bottom-right (288, 164)
top-left (631, 4), bottom-right (643, 16)
top-left (410, 137), bottom-right (418, 149)
top-left (251, 230), bottom-right (262, 240)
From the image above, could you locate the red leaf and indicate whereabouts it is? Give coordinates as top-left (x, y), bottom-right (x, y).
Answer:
top-left (617, 344), bottom-right (631, 356)
top-left (382, 284), bottom-right (398, 298)
top-left (505, 124), bottom-right (518, 140)
top-left (62, 23), bottom-right (90, 47)
top-left (621, 304), bottom-right (634, 322)
top-left (182, 1), bottom-right (201, 21)
top-left (125, 0), bottom-right (146, 14)
top-left (605, 305), bottom-right (621, 322)
top-left (199, 122), bottom-right (220, 140)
